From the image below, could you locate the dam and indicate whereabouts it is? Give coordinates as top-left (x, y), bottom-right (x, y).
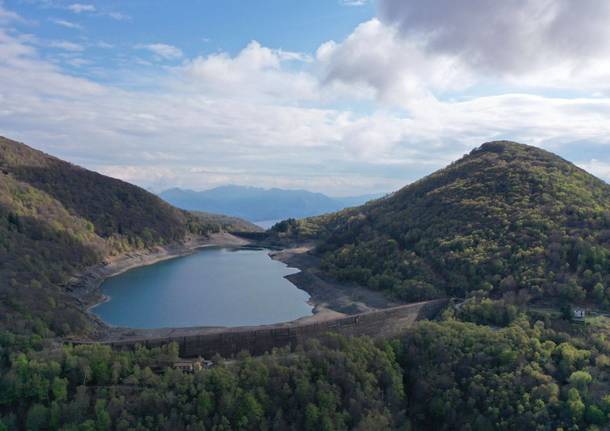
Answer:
top-left (94, 299), bottom-right (448, 358)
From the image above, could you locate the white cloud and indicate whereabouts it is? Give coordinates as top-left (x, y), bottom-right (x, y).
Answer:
top-left (340, 0), bottom-right (369, 6)
top-left (0, 1), bottom-right (609, 196)
top-left (66, 3), bottom-right (130, 21)
top-left (316, 19), bottom-right (473, 109)
top-left (67, 3), bottom-right (96, 14)
top-left (106, 12), bottom-right (130, 21)
top-left (0, 3), bottom-right (21, 23)
top-left (175, 41), bottom-right (317, 102)
top-left (135, 43), bottom-right (183, 60)
top-left (48, 40), bottom-right (84, 51)
top-left (96, 41), bottom-right (113, 49)
top-left (51, 18), bottom-right (82, 30)
top-left (378, 0), bottom-right (610, 82)
top-left (578, 160), bottom-right (610, 183)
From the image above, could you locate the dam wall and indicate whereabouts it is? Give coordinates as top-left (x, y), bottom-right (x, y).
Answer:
top-left (105, 299), bottom-right (448, 358)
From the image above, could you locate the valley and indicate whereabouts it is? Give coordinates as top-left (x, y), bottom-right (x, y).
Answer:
top-left (1, 137), bottom-right (609, 430)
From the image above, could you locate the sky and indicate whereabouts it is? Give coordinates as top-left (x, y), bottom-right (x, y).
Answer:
top-left (1, 0), bottom-right (610, 196)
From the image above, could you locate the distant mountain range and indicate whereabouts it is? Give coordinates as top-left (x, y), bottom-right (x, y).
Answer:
top-left (158, 186), bottom-right (384, 223)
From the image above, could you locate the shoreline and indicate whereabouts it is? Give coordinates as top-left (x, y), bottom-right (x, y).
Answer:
top-left (67, 232), bottom-right (251, 328)
top-left (72, 236), bottom-right (400, 342)
top-left (268, 244), bottom-right (400, 315)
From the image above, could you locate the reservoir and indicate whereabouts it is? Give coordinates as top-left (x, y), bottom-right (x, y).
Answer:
top-left (93, 246), bottom-right (313, 328)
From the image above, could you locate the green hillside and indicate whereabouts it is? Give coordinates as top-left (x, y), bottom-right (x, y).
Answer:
top-left (0, 136), bottom-right (257, 336)
top-left (274, 141), bottom-right (610, 304)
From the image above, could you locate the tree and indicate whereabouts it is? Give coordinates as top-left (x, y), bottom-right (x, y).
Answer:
top-left (569, 371), bottom-right (593, 393)
top-left (585, 405), bottom-right (606, 426)
top-left (26, 404), bottom-right (49, 431)
top-left (304, 404), bottom-right (320, 431)
top-left (95, 399), bottom-right (112, 431)
top-left (51, 376), bottom-right (68, 402)
top-left (567, 388), bottom-right (585, 421)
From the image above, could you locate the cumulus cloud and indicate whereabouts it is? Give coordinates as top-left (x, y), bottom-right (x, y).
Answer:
top-left (176, 41), bottom-right (317, 102)
top-left (378, 0), bottom-right (610, 77)
top-left (136, 43), bottom-right (183, 60)
top-left (317, 1), bottom-right (610, 109)
top-left (317, 19), bottom-right (473, 109)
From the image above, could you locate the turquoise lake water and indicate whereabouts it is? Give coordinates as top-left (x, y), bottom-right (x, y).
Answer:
top-left (92, 247), bottom-right (313, 329)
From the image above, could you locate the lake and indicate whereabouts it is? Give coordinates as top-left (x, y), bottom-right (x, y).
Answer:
top-left (92, 246), bottom-right (313, 328)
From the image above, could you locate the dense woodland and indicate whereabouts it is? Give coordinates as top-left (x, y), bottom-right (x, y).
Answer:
top-left (2, 307), bottom-right (610, 430)
top-left (272, 141), bottom-right (610, 306)
top-left (2, 138), bottom-right (610, 429)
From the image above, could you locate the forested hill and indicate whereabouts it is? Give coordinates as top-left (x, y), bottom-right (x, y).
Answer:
top-left (0, 136), bottom-right (256, 335)
top-left (273, 141), bottom-right (610, 305)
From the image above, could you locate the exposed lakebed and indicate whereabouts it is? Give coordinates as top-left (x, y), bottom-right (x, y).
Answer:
top-left (92, 246), bottom-right (313, 329)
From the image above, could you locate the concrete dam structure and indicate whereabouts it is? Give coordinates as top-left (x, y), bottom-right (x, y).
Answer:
top-left (103, 299), bottom-right (448, 358)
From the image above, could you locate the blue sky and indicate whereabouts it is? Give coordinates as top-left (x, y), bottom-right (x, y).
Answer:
top-left (1, 0), bottom-right (610, 195)
top-left (8, 1), bottom-right (374, 68)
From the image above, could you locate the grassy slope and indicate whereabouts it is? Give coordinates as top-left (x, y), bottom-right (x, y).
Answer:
top-left (274, 141), bottom-right (610, 304)
top-left (0, 136), bottom-right (258, 336)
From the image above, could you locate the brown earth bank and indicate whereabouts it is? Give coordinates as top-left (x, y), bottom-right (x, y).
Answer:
top-left (268, 244), bottom-right (401, 314)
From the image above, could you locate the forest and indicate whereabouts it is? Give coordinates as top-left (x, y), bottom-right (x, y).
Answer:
top-left (1, 306), bottom-right (610, 430)
top-left (272, 142), bottom-right (610, 307)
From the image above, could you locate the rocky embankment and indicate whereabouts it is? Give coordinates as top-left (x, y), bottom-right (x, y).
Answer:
top-left (269, 244), bottom-right (401, 316)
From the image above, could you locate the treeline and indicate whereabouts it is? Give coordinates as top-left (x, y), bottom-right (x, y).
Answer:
top-left (2, 309), bottom-right (610, 430)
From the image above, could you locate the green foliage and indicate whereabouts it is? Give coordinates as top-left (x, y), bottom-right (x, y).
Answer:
top-left (291, 141), bottom-right (610, 304)
top-left (569, 370), bottom-right (593, 392)
top-left (1, 318), bottom-right (609, 430)
top-left (396, 318), bottom-right (610, 430)
top-left (0, 337), bottom-right (404, 430)
top-left (458, 298), bottom-right (520, 326)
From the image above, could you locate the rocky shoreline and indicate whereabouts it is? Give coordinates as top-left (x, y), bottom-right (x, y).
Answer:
top-left (269, 245), bottom-right (400, 315)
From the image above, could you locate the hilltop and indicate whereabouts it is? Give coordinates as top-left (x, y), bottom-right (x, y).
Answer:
top-left (0, 136), bottom-right (258, 335)
top-left (273, 141), bottom-right (610, 305)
